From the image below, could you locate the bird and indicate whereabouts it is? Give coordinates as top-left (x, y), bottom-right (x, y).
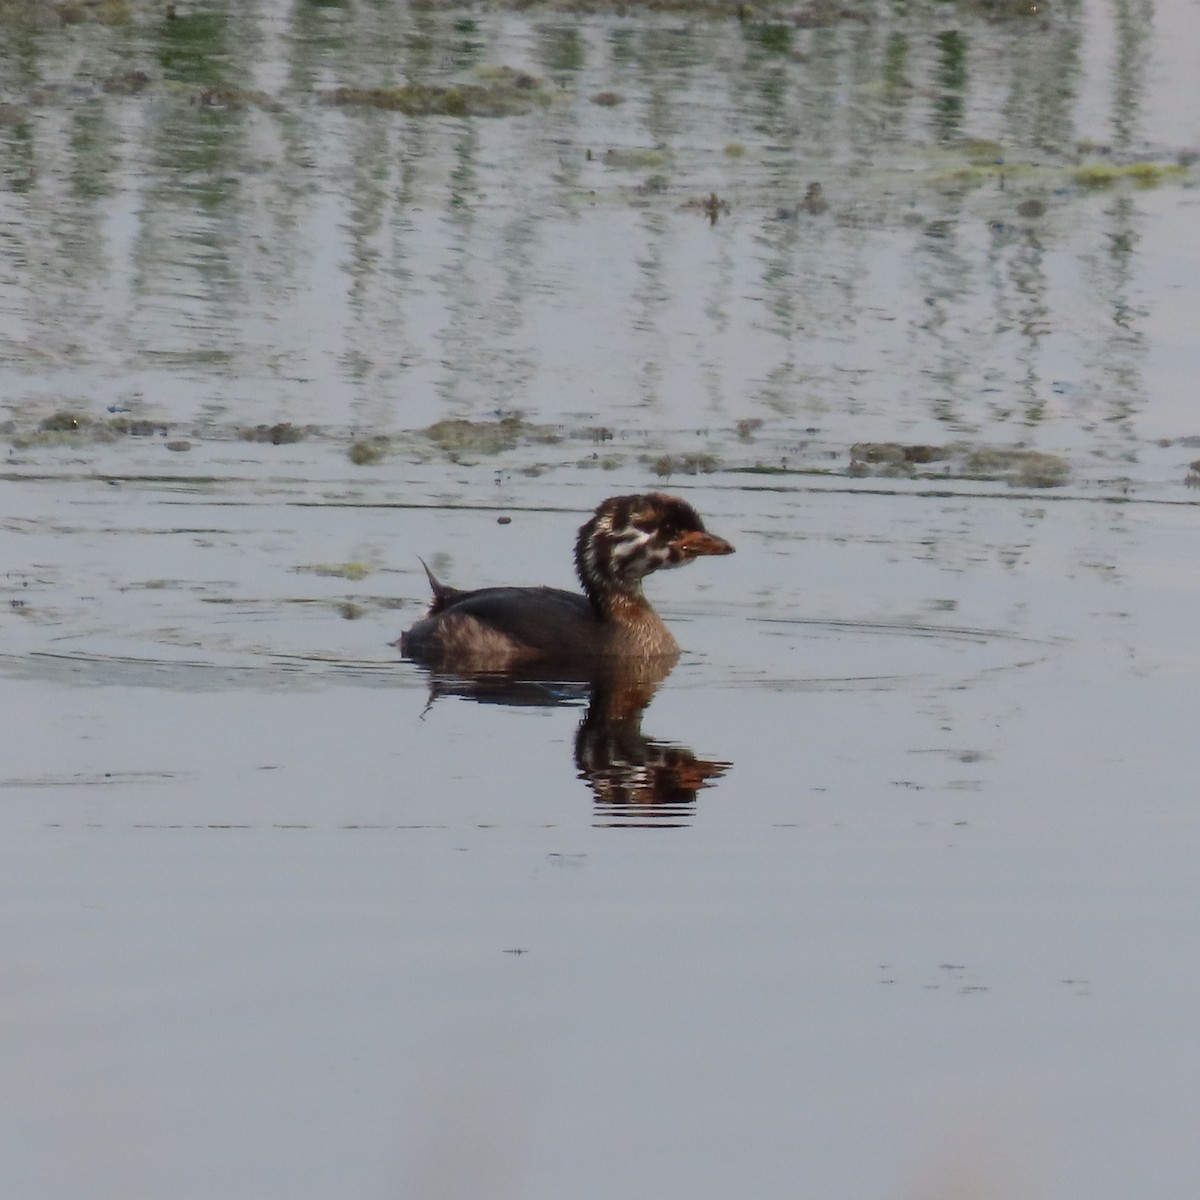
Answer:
top-left (398, 493), bottom-right (734, 670)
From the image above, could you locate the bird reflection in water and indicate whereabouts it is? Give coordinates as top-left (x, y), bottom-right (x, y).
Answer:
top-left (412, 656), bottom-right (730, 828)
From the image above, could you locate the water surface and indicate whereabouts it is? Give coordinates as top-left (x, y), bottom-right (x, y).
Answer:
top-left (2, 1), bottom-right (1199, 1196)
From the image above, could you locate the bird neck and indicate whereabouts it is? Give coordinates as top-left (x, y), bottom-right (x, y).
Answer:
top-left (575, 523), bottom-right (653, 623)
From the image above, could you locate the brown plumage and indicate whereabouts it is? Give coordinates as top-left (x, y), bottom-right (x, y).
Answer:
top-left (398, 493), bottom-right (734, 670)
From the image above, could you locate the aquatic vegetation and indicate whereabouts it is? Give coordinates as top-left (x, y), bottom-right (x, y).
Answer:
top-left (746, 22), bottom-right (793, 52)
top-left (850, 443), bottom-right (1068, 487)
top-left (851, 442), bottom-right (948, 468)
top-left (587, 453), bottom-right (625, 471)
top-left (732, 461), bottom-right (816, 476)
top-left (12, 413), bottom-right (178, 448)
top-left (792, 2), bottom-right (872, 27)
top-left (110, 417), bottom-right (170, 437)
top-left (326, 68), bottom-right (546, 118)
top-left (296, 562), bottom-right (374, 581)
top-left (39, 411), bottom-right (88, 433)
top-left (102, 71), bottom-right (152, 95)
top-left (960, 0), bottom-right (1044, 17)
top-left (1072, 162), bottom-right (1187, 189)
top-left (349, 438), bottom-right (391, 466)
top-left (2, 0), bottom-right (134, 26)
top-left (238, 423), bottom-right (306, 445)
top-left (927, 147), bottom-right (1191, 194)
top-left (15, 412), bottom-right (132, 447)
top-left (800, 181), bottom-right (827, 214)
top-left (684, 192), bottom-right (730, 224)
top-left (931, 160), bottom-right (1041, 188)
top-left (602, 148), bottom-right (670, 169)
top-left (960, 447), bottom-right (1069, 488)
top-left (187, 85), bottom-right (280, 111)
top-left (0, 0), bottom-right (45, 25)
top-left (647, 452), bottom-right (721, 477)
top-left (959, 137), bottom-right (1004, 164)
top-left (482, 0), bottom-right (787, 13)
top-left (420, 415), bottom-right (560, 458)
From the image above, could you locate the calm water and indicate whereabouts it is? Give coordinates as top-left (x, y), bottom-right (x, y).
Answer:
top-left (2, 1), bottom-right (1199, 1196)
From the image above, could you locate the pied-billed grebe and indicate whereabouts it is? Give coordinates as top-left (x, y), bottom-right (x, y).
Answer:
top-left (398, 493), bottom-right (734, 669)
